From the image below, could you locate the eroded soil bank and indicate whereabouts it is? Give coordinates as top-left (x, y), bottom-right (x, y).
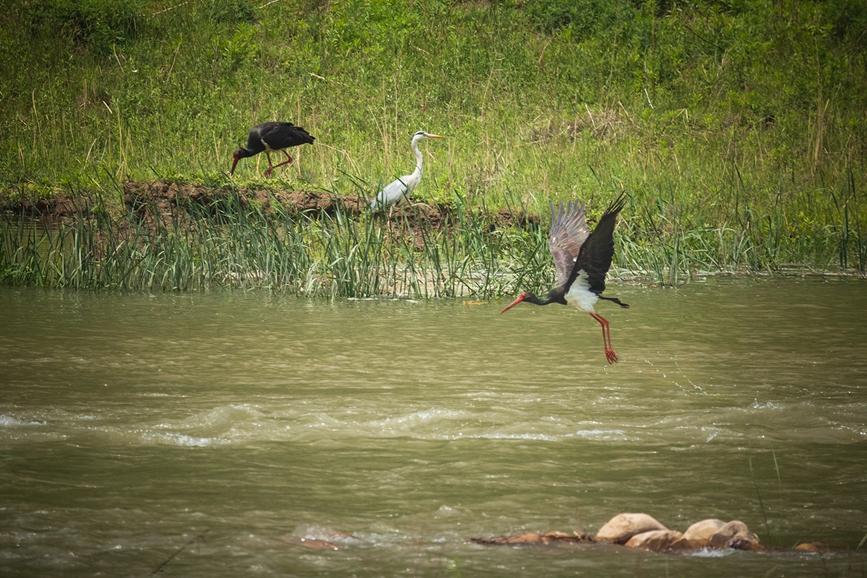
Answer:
top-left (2, 181), bottom-right (540, 232)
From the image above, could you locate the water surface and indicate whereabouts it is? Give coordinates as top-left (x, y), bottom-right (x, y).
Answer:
top-left (1, 279), bottom-right (866, 576)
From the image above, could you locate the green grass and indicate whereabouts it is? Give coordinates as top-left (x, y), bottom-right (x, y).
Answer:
top-left (0, 183), bottom-right (556, 295)
top-left (1, 0), bottom-right (866, 290)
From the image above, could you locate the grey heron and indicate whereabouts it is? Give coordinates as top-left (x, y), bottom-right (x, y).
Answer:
top-left (370, 131), bottom-right (443, 210)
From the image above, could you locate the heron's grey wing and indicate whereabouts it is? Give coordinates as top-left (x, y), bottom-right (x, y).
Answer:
top-left (371, 177), bottom-right (410, 208)
top-left (547, 200), bottom-right (589, 286)
top-left (567, 193), bottom-right (627, 294)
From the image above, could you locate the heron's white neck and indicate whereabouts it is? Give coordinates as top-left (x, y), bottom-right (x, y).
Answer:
top-left (409, 135), bottom-right (425, 181)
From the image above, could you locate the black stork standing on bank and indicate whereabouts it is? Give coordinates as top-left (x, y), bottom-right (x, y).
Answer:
top-left (230, 122), bottom-right (315, 177)
top-left (500, 193), bottom-right (629, 364)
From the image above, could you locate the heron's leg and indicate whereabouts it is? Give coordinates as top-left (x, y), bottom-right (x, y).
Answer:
top-left (590, 313), bottom-right (618, 364)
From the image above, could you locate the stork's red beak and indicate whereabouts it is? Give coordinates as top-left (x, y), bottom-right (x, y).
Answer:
top-left (499, 293), bottom-right (527, 314)
top-left (230, 156), bottom-right (240, 176)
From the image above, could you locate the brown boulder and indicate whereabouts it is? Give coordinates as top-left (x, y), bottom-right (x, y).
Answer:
top-left (595, 513), bottom-right (668, 544)
top-left (682, 519), bottom-right (725, 545)
top-left (625, 530), bottom-right (685, 552)
top-left (709, 520), bottom-right (761, 550)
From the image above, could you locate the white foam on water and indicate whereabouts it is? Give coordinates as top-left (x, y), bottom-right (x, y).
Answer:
top-left (0, 414), bottom-right (23, 427)
top-left (689, 547), bottom-right (734, 558)
top-left (366, 408), bottom-right (468, 435)
top-left (140, 431), bottom-right (226, 447)
top-left (0, 414), bottom-right (47, 427)
top-left (138, 403), bottom-right (265, 445)
top-left (477, 432), bottom-right (559, 441)
top-left (569, 429), bottom-right (627, 439)
top-left (751, 400), bottom-right (781, 410)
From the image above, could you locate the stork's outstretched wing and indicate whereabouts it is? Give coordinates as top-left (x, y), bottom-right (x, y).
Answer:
top-left (547, 200), bottom-right (590, 287)
top-left (566, 193), bottom-right (627, 294)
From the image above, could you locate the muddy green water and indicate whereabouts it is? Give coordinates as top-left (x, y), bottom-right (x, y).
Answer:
top-left (1, 279), bottom-right (866, 577)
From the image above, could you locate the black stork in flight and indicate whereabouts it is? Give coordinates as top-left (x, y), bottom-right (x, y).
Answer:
top-left (230, 122), bottom-right (315, 177)
top-left (500, 193), bottom-right (629, 364)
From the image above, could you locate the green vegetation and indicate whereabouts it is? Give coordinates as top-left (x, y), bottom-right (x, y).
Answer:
top-left (1, 186), bottom-right (553, 294)
top-left (1, 0), bottom-right (866, 293)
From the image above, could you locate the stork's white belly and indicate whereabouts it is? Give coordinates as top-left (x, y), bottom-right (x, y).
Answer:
top-left (564, 270), bottom-right (598, 313)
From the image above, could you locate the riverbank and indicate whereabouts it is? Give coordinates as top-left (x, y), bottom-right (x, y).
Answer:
top-left (2, 181), bottom-right (863, 295)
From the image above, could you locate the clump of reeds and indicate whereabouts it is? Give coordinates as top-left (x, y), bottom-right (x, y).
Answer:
top-left (3, 166), bottom-right (865, 295)
top-left (0, 184), bottom-right (555, 296)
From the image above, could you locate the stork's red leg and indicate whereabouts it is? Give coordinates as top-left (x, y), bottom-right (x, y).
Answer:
top-left (264, 150), bottom-right (294, 177)
top-left (263, 152), bottom-right (276, 177)
top-left (590, 313), bottom-right (618, 364)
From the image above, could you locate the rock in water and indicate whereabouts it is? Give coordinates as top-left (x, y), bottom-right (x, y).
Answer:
top-left (681, 519), bottom-right (726, 547)
top-left (709, 520), bottom-right (762, 550)
top-left (625, 530), bottom-right (685, 552)
top-left (280, 535), bottom-right (340, 550)
top-left (794, 542), bottom-right (829, 553)
top-left (471, 531), bottom-right (594, 545)
top-left (594, 513), bottom-right (668, 544)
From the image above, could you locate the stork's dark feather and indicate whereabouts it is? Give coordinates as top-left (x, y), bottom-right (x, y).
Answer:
top-left (231, 121), bottom-right (315, 176)
top-left (249, 122), bottom-right (315, 153)
top-left (547, 200), bottom-right (590, 287)
top-left (564, 193), bottom-right (627, 294)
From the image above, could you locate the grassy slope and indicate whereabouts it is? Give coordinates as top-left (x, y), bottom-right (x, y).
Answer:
top-left (1, 0), bottom-right (866, 278)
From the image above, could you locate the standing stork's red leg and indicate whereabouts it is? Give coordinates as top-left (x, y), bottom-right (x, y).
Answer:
top-left (263, 152), bottom-right (276, 177)
top-left (590, 313), bottom-right (618, 364)
top-left (264, 151), bottom-right (294, 177)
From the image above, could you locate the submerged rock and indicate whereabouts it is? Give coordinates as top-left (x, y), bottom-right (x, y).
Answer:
top-left (794, 542), bottom-right (829, 553)
top-left (728, 536), bottom-right (768, 552)
top-left (290, 523), bottom-right (358, 543)
top-left (280, 535), bottom-right (340, 550)
top-left (624, 530), bottom-right (685, 552)
top-left (595, 513), bottom-right (668, 544)
top-left (280, 523), bottom-right (359, 550)
top-left (472, 531), bottom-right (594, 545)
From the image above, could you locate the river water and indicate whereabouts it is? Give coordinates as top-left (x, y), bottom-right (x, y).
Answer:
top-left (1, 279), bottom-right (865, 577)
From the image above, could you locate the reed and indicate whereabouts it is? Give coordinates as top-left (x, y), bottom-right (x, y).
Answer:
top-left (0, 182), bottom-right (555, 295)
top-left (3, 166), bottom-right (864, 294)
top-left (749, 455), bottom-right (773, 547)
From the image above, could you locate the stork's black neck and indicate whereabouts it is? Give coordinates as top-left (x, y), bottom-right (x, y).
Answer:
top-left (521, 292), bottom-right (548, 306)
top-left (524, 289), bottom-right (567, 306)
